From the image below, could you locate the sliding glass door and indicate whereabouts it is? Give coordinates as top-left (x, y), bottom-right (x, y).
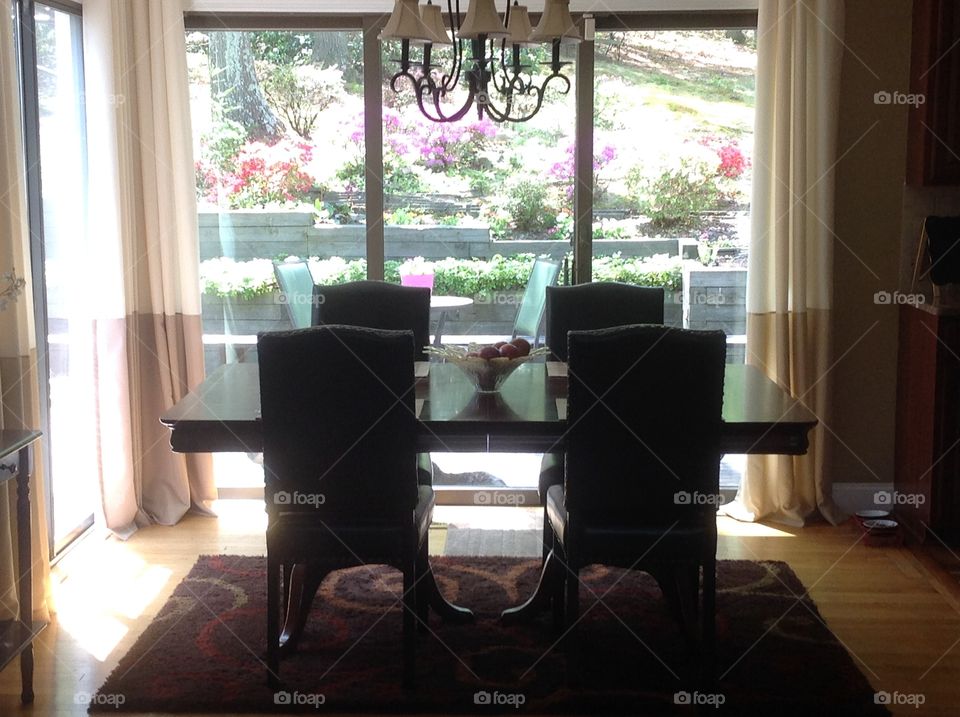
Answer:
top-left (23, 0), bottom-right (95, 552)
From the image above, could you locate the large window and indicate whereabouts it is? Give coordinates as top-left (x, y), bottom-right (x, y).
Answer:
top-left (185, 16), bottom-right (757, 494)
top-left (186, 28), bottom-right (366, 489)
top-left (592, 29), bottom-right (755, 358)
top-left (187, 28), bottom-right (367, 371)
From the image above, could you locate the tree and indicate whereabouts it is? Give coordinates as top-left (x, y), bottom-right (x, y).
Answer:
top-left (208, 32), bottom-right (283, 141)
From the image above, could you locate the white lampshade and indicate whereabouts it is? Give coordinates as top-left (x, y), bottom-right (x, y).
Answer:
top-left (505, 4), bottom-right (534, 45)
top-left (529, 0), bottom-right (581, 43)
top-left (458, 0), bottom-right (509, 40)
top-left (420, 2), bottom-right (453, 45)
top-left (380, 0), bottom-right (433, 42)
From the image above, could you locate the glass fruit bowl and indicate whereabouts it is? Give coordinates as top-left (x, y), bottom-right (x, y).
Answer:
top-left (425, 343), bottom-right (550, 393)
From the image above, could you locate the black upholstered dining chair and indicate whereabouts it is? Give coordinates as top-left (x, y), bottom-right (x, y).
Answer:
top-left (311, 280), bottom-right (434, 486)
top-left (544, 282), bottom-right (665, 362)
top-left (312, 280), bottom-right (432, 359)
top-left (538, 282), bottom-right (666, 550)
top-left (259, 325), bottom-right (432, 689)
top-left (544, 325), bottom-right (726, 683)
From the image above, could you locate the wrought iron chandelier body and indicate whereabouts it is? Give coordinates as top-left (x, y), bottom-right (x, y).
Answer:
top-left (381, 0), bottom-right (581, 124)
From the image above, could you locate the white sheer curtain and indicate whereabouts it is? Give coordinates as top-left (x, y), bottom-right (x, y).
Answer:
top-left (82, 0), bottom-right (213, 535)
top-left (0, 2), bottom-right (52, 621)
top-left (726, 0), bottom-right (845, 526)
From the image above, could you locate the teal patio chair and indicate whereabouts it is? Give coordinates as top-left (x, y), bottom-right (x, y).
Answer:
top-left (273, 260), bottom-right (315, 329)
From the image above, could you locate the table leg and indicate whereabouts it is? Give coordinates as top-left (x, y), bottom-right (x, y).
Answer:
top-left (501, 549), bottom-right (561, 624)
top-left (433, 311), bottom-right (448, 347)
top-left (17, 445), bottom-right (34, 704)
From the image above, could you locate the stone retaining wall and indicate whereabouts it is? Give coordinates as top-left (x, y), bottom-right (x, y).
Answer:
top-left (199, 211), bottom-right (681, 262)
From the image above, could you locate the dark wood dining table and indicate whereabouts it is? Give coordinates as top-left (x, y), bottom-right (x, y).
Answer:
top-left (160, 359), bottom-right (817, 632)
top-left (161, 360), bottom-right (817, 456)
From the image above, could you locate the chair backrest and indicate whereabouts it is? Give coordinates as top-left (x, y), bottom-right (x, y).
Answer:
top-left (565, 325), bottom-right (726, 526)
top-left (274, 261), bottom-right (315, 329)
top-left (258, 325), bottom-right (418, 521)
top-left (545, 282), bottom-right (665, 362)
top-left (312, 280), bottom-right (432, 360)
top-left (512, 257), bottom-right (563, 343)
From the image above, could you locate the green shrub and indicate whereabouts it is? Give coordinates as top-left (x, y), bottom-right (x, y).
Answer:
top-left (200, 253), bottom-right (683, 300)
top-left (507, 181), bottom-right (557, 234)
top-left (628, 161), bottom-right (720, 230)
top-left (592, 253), bottom-right (683, 292)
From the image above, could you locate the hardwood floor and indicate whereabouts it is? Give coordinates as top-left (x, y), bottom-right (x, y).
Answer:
top-left (2, 500), bottom-right (959, 716)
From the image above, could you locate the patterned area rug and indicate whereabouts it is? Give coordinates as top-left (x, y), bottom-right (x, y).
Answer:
top-left (93, 556), bottom-right (887, 715)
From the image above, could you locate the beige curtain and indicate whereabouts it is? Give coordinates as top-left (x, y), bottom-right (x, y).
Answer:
top-left (0, 4), bottom-right (52, 621)
top-left (83, 0), bottom-right (213, 535)
top-left (726, 0), bottom-right (845, 527)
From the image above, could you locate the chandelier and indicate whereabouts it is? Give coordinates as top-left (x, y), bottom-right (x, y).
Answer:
top-left (380, 0), bottom-right (582, 123)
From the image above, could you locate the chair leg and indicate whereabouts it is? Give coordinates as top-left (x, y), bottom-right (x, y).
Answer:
top-left (402, 563), bottom-right (416, 689)
top-left (701, 557), bottom-right (717, 689)
top-left (266, 555), bottom-right (281, 689)
top-left (542, 505), bottom-right (553, 565)
top-left (415, 541), bottom-right (430, 634)
top-left (564, 566), bottom-right (580, 687)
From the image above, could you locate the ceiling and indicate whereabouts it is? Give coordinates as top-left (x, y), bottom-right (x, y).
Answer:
top-left (185, 1), bottom-right (759, 14)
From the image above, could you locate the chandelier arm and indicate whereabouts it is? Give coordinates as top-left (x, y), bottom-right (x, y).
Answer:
top-left (418, 78), bottom-right (478, 123)
top-left (437, 0), bottom-right (462, 93)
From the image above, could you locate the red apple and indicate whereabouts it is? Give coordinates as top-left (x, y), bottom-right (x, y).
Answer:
top-left (499, 343), bottom-right (521, 359)
top-left (478, 345), bottom-right (501, 360)
top-left (510, 338), bottom-right (531, 356)
top-left (493, 341), bottom-right (507, 348)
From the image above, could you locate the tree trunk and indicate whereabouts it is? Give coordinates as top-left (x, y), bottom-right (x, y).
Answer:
top-left (208, 32), bottom-right (283, 141)
top-left (311, 32), bottom-right (347, 66)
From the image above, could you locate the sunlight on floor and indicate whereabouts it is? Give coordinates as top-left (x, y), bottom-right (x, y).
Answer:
top-left (210, 497), bottom-right (268, 532)
top-left (717, 516), bottom-right (796, 538)
top-left (53, 538), bottom-right (170, 662)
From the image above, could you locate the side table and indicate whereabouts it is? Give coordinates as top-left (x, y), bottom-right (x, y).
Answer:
top-left (0, 430), bottom-right (44, 703)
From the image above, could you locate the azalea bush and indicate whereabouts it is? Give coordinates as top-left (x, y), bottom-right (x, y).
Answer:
top-left (196, 138), bottom-right (316, 209)
top-left (549, 142), bottom-right (618, 201)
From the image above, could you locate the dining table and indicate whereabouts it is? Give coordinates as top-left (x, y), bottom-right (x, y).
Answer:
top-left (160, 359), bottom-right (817, 633)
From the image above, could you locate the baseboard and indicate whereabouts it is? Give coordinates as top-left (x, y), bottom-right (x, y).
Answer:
top-left (832, 481), bottom-right (893, 515)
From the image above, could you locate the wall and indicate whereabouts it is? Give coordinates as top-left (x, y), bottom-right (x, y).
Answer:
top-left (830, 0), bottom-right (913, 486)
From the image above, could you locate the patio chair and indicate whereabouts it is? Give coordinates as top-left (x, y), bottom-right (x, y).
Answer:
top-left (273, 260), bottom-right (315, 329)
top-left (544, 324), bottom-right (726, 685)
top-left (511, 257), bottom-right (563, 346)
top-left (260, 325), bottom-right (433, 689)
